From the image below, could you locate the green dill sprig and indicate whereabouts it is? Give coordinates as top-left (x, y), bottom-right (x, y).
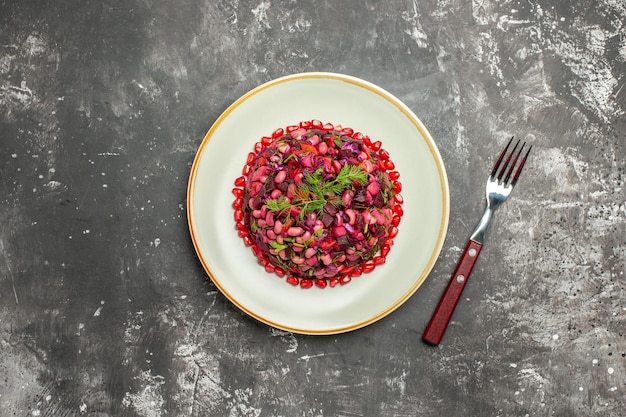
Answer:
top-left (304, 164), bottom-right (368, 198)
top-left (266, 164), bottom-right (368, 218)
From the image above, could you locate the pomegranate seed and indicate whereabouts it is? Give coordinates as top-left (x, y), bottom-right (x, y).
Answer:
top-left (271, 129), bottom-right (284, 139)
top-left (323, 122), bottom-right (334, 131)
top-left (252, 245), bottom-right (261, 257)
top-left (235, 222), bottom-right (247, 231)
top-left (339, 265), bottom-right (354, 274)
top-left (254, 142), bottom-right (263, 153)
top-left (274, 268), bottom-right (285, 277)
top-left (314, 279), bottom-right (327, 289)
top-left (246, 152), bottom-right (255, 166)
top-left (381, 244), bottom-right (391, 257)
top-left (394, 194), bottom-right (404, 204)
top-left (384, 160), bottom-right (395, 170)
top-left (237, 229), bottom-right (248, 238)
top-left (232, 188), bottom-right (243, 197)
top-left (286, 276), bottom-right (299, 286)
top-left (391, 214), bottom-right (401, 227)
top-left (300, 279), bottom-right (313, 289)
top-left (362, 135), bottom-right (371, 146)
top-left (242, 235), bottom-right (252, 246)
top-left (373, 255), bottom-right (386, 265)
top-left (311, 119), bottom-right (323, 128)
top-left (234, 176), bottom-right (246, 186)
top-left (350, 268), bottom-right (362, 277)
top-left (329, 277), bottom-right (340, 287)
top-left (265, 264), bottom-right (275, 274)
top-left (362, 262), bottom-right (375, 273)
top-left (342, 127), bottom-right (354, 135)
top-left (339, 275), bottom-right (351, 285)
top-left (384, 238), bottom-right (394, 246)
top-left (300, 120), bottom-right (312, 128)
top-left (392, 205), bottom-right (404, 216)
top-left (234, 209), bottom-right (243, 222)
top-left (286, 125), bottom-right (299, 132)
top-left (241, 165), bottom-right (250, 175)
top-left (389, 171), bottom-right (400, 180)
top-left (232, 198), bottom-right (243, 209)
top-left (393, 181), bottom-right (402, 193)
top-left (371, 140), bottom-right (382, 151)
top-left (378, 149), bottom-right (390, 160)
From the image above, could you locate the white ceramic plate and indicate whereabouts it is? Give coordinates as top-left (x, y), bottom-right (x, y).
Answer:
top-left (187, 72), bottom-right (449, 335)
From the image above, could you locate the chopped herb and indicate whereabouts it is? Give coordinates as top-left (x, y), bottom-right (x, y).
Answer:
top-left (267, 164), bottom-right (367, 219)
top-left (270, 241), bottom-right (288, 252)
top-left (265, 195), bottom-right (291, 213)
top-left (304, 164), bottom-right (367, 199)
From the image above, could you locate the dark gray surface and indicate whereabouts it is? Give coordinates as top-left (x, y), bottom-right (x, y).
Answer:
top-left (1, 0), bottom-right (624, 416)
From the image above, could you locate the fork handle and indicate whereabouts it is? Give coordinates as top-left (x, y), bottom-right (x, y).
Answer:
top-left (422, 239), bottom-right (483, 346)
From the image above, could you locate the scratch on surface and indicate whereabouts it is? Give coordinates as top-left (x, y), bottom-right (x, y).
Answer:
top-left (93, 300), bottom-right (105, 317)
top-left (0, 239), bottom-right (19, 304)
top-left (614, 82), bottom-right (624, 99)
top-left (191, 308), bottom-right (210, 344)
top-left (298, 353), bottom-right (325, 361)
top-left (189, 363), bottom-right (200, 417)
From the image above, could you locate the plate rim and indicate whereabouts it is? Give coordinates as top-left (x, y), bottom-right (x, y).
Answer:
top-left (187, 72), bottom-right (450, 334)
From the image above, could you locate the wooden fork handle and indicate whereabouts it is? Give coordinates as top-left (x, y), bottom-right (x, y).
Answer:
top-left (422, 239), bottom-right (483, 346)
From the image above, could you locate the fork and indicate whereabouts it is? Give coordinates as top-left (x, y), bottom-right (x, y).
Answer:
top-left (422, 137), bottom-right (532, 346)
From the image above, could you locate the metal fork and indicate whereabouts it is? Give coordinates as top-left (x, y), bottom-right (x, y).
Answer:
top-left (422, 137), bottom-right (532, 346)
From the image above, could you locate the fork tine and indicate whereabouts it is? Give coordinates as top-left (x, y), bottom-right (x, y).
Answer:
top-left (497, 139), bottom-right (521, 181)
top-left (510, 145), bottom-right (532, 187)
top-left (490, 137), bottom-right (514, 178)
top-left (503, 142), bottom-right (526, 184)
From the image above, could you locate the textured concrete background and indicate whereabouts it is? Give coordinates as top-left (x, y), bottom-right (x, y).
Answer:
top-left (1, 0), bottom-right (624, 416)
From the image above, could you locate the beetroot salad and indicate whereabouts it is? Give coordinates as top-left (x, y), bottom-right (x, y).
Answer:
top-left (232, 120), bottom-right (403, 289)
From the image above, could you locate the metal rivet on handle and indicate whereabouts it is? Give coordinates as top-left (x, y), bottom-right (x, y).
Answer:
top-left (469, 248), bottom-right (477, 257)
top-left (457, 275), bottom-right (465, 283)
